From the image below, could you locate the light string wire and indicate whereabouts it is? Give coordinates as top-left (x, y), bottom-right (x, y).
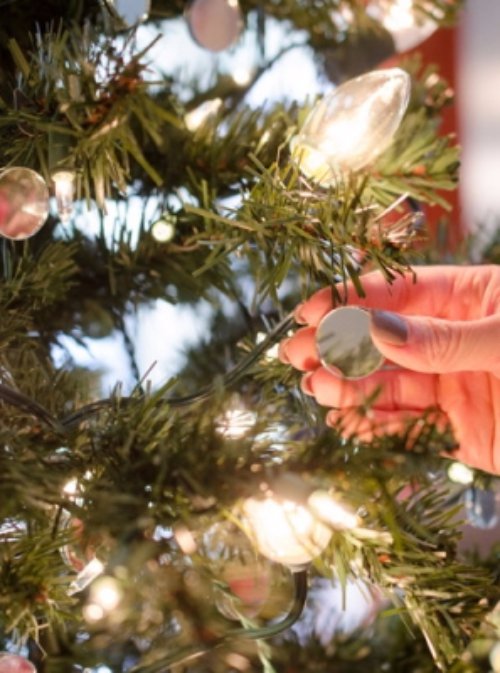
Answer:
top-left (131, 569), bottom-right (308, 673)
top-left (0, 313), bottom-right (295, 431)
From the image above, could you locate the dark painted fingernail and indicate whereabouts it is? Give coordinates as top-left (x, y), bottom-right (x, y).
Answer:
top-left (300, 372), bottom-right (315, 395)
top-left (294, 304), bottom-right (308, 325)
top-left (370, 310), bottom-right (408, 345)
top-left (278, 338), bottom-right (291, 364)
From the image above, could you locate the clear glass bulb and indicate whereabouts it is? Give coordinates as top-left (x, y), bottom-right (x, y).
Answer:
top-left (292, 68), bottom-right (411, 186)
top-left (366, 0), bottom-right (438, 53)
top-left (242, 496), bottom-right (332, 567)
top-left (185, 98), bottom-right (222, 132)
top-left (52, 170), bottom-right (76, 222)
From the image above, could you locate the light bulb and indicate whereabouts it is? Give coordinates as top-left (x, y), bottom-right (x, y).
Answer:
top-left (490, 642), bottom-right (500, 673)
top-left (217, 408), bottom-right (257, 438)
top-left (185, 98), bottom-right (223, 132)
top-left (52, 170), bottom-right (76, 222)
top-left (447, 462), bottom-right (474, 485)
top-left (242, 496), bottom-right (332, 567)
top-left (308, 490), bottom-right (360, 530)
top-left (292, 68), bottom-right (411, 186)
top-left (256, 332), bottom-right (279, 360)
top-left (67, 557), bottom-right (105, 596)
top-left (85, 576), bottom-right (122, 622)
top-left (232, 65), bottom-right (253, 87)
top-left (366, 0), bottom-right (438, 53)
top-left (63, 477), bottom-right (79, 497)
top-left (151, 217), bottom-right (176, 242)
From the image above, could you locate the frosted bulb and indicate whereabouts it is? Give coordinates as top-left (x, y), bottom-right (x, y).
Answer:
top-left (152, 218), bottom-right (175, 242)
top-left (366, 0), bottom-right (438, 53)
top-left (185, 98), bottom-right (223, 132)
top-left (85, 576), bottom-right (123, 622)
top-left (292, 68), bottom-right (411, 186)
top-left (490, 642), bottom-right (500, 673)
top-left (256, 332), bottom-right (279, 360)
top-left (242, 497), bottom-right (332, 567)
top-left (232, 65), bottom-right (253, 87)
top-left (447, 461), bottom-right (474, 485)
top-left (217, 408), bottom-right (257, 438)
top-left (67, 557), bottom-right (105, 596)
top-left (307, 490), bottom-right (360, 530)
top-left (52, 171), bottom-right (75, 222)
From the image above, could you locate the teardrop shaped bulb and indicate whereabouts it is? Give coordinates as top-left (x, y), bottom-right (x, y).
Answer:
top-left (292, 68), bottom-right (411, 186)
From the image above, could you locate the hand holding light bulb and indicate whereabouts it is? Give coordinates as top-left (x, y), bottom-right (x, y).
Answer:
top-left (279, 265), bottom-right (500, 475)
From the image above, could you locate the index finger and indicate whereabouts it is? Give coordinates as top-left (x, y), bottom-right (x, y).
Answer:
top-left (294, 265), bottom-right (473, 327)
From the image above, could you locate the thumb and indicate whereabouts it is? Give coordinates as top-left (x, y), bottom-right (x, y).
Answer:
top-left (370, 310), bottom-right (500, 375)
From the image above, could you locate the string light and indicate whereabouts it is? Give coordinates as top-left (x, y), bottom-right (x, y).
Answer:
top-left (308, 490), bottom-right (360, 530)
top-left (84, 576), bottom-right (123, 623)
top-left (217, 408), bottom-right (257, 438)
top-left (256, 332), bottom-right (279, 360)
top-left (232, 65), bottom-right (253, 87)
top-left (490, 642), bottom-right (500, 673)
top-left (68, 557), bottom-right (105, 596)
top-left (366, 0), bottom-right (438, 53)
top-left (242, 496), bottom-right (332, 567)
top-left (63, 477), bottom-right (80, 497)
top-left (185, 98), bottom-right (223, 132)
top-left (292, 68), bottom-right (411, 186)
top-left (52, 170), bottom-right (76, 222)
top-left (151, 216), bottom-right (176, 242)
top-left (447, 462), bottom-right (474, 485)
top-left (242, 473), bottom-right (360, 567)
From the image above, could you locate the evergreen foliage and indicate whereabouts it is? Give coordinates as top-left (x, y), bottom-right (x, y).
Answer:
top-left (0, 1), bottom-right (498, 672)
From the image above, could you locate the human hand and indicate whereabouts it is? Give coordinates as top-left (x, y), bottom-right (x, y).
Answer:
top-left (279, 265), bottom-right (500, 474)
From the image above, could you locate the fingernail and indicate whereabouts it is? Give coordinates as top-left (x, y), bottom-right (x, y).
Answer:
top-left (370, 310), bottom-right (408, 345)
top-left (300, 372), bottom-right (315, 395)
top-left (294, 304), bottom-right (308, 325)
top-left (278, 339), bottom-right (291, 364)
top-left (326, 410), bottom-right (340, 427)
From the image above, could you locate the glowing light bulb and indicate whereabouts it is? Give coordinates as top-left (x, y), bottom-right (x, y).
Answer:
top-left (217, 408), bottom-right (257, 438)
top-left (84, 576), bottom-right (122, 622)
top-left (151, 217), bottom-right (176, 242)
top-left (308, 490), bottom-right (360, 530)
top-left (292, 68), bottom-right (411, 186)
top-left (256, 332), bottom-right (279, 360)
top-left (490, 642), bottom-right (500, 673)
top-left (232, 65), bottom-right (253, 87)
top-left (185, 98), bottom-right (223, 132)
top-left (447, 462), bottom-right (474, 485)
top-left (67, 557), bottom-right (105, 596)
top-left (366, 0), bottom-right (438, 53)
top-left (242, 496), bottom-right (332, 567)
top-left (52, 170), bottom-right (76, 222)
top-left (63, 477), bottom-right (79, 497)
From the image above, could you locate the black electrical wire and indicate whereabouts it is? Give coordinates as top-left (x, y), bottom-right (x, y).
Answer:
top-left (131, 569), bottom-right (308, 673)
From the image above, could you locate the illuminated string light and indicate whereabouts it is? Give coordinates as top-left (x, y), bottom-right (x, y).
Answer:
top-left (256, 332), bottom-right (279, 360)
top-left (242, 496), bottom-right (332, 567)
top-left (232, 65), bottom-right (253, 87)
top-left (366, 0), bottom-right (438, 53)
top-left (68, 557), bottom-right (105, 596)
top-left (308, 490), bottom-right (360, 530)
top-left (52, 170), bottom-right (76, 222)
top-left (185, 98), bottom-right (223, 132)
top-left (447, 462), bottom-right (474, 485)
top-left (292, 68), bottom-right (411, 186)
top-left (84, 576), bottom-right (123, 622)
top-left (217, 408), bottom-right (257, 438)
top-left (151, 217), bottom-right (176, 242)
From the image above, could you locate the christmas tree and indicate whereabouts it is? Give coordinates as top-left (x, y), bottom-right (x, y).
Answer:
top-left (0, 1), bottom-right (498, 672)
